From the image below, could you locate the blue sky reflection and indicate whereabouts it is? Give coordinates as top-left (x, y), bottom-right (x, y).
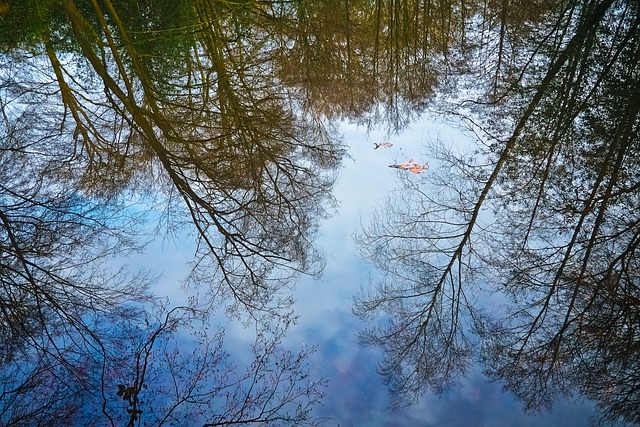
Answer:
top-left (284, 114), bottom-right (598, 426)
top-left (136, 112), bottom-right (598, 426)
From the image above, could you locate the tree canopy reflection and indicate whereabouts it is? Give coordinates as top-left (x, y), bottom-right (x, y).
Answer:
top-left (354, 0), bottom-right (640, 425)
top-left (1, 0), bottom-right (342, 424)
top-left (3, 0), bottom-right (639, 424)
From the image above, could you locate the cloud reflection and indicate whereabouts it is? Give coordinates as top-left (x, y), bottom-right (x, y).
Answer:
top-left (284, 119), bottom-right (597, 426)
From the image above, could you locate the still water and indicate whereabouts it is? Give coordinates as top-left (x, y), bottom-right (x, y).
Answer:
top-left (283, 117), bottom-right (599, 426)
top-left (1, 1), bottom-right (639, 426)
top-left (135, 114), bottom-right (600, 426)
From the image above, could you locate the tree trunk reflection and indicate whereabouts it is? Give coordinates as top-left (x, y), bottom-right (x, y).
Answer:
top-left (1, 0), bottom-right (640, 425)
top-left (355, 0), bottom-right (640, 425)
top-left (1, 1), bottom-right (342, 424)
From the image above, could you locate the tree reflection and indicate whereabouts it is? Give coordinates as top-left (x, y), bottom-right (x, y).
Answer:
top-left (4, 0), bottom-right (639, 424)
top-left (1, 110), bottom-right (153, 423)
top-left (354, 147), bottom-right (482, 407)
top-left (277, 0), bottom-right (464, 130)
top-left (60, 0), bottom-right (344, 316)
top-left (106, 308), bottom-right (325, 427)
top-left (0, 304), bottom-right (325, 426)
top-left (483, 272), bottom-right (640, 425)
top-left (2, 0), bottom-right (344, 316)
top-left (1, 0), bottom-right (341, 424)
top-left (355, 0), bottom-right (640, 425)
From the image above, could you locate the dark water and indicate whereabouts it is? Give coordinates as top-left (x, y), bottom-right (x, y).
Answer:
top-left (1, 1), bottom-right (639, 426)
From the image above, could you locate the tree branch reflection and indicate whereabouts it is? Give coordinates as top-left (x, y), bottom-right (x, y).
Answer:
top-left (1, 0), bottom-right (345, 317)
top-left (355, 0), bottom-right (640, 425)
top-left (1, 1), bottom-right (342, 424)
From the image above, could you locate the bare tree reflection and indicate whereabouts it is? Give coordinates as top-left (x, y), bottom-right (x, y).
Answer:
top-left (483, 271), bottom-right (640, 425)
top-left (107, 308), bottom-right (326, 427)
top-left (1, 108), bottom-right (153, 424)
top-left (277, 0), bottom-right (464, 131)
top-left (355, 0), bottom-right (640, 425)
top-left (1, 0), bottom-right (344, 317)
top-left (0, 116), bottom-right (327, 423)
top-left (0, 303), bottom-right (326, 426)
top-left (1, 1), bottom-right (341, 424)
top-left (354, 144), bottom-right (485, 407)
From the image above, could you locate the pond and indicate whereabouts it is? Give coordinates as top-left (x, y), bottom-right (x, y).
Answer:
top-left (1, 1), bottom-right (638, 426)
top-left (284, 117), bottom-right (601, 426)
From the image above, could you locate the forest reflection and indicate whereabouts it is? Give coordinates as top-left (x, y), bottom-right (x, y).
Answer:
top-left (0, 0), bottom-right (639, 426)
top-left (354, 0), bottom-right (640, 426)
top-left (1, 0), bottom-right (341, 425)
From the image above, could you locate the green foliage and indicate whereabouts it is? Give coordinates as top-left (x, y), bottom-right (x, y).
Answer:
top-left (0, 0), bottom-right (61, 50)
